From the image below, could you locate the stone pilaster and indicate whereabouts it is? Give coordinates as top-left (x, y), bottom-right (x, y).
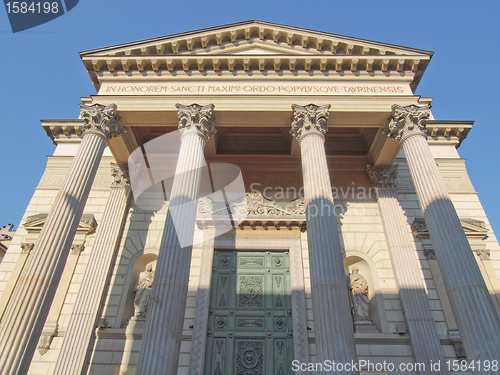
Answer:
top-left (475, 249), bottom-right (500, 308)
top-left (37, 244), bottom-right (84, 355)
top-left (368, 165), bottom-right (448, 375)
top-left (53, 163), bottom-right (130, 375)
top-left (0, 104), bottom-right (124, 375)
top-left (0, 243), bottom-right (33, 322)
top-left (386, 104), bottom-right (500, 371)
top-left (291, 104), bottom-right (359, 375)
top-left (136, 104), bottom-right (215, 375)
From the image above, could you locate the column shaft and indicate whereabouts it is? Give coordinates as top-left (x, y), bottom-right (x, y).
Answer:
top-left (377, 187), bottom-right (447, 374)
top-left (0, 132), bottom-right (107, 375)
top-left (300, 133), bottom-right (358, 374)
top-left (136, 103), bottom-right (214, 375)
top-left (53, 173), bottom-right (130, 375)
top-left (403, 134), bottom-right (500, 367)
top-left (189, 234), bottom-right (215, 375)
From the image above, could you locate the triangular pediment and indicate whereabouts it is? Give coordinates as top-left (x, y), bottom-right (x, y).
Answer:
top-left (23, 214), bottom-right (97, 235)
top-left (413, 218), bottom-right (489, 240)
top-left (209, 41), bottom-right (316, 56)
top-left (82, 20), bottom-right (430, 58)
top-left (227, 46), bottom-right (294, 55)
top-left (80, 20), bottom-right (432, 90)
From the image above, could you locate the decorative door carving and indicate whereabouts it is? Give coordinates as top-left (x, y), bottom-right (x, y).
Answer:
top-left (204, 251), bottom-right (294, 375)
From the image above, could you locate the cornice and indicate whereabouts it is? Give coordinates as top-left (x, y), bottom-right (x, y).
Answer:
top-left (41, 119), bottom-right (84, 144)
top-left (94, 69), bottom-right (415, 81)
top-left (85, 55), bottom-right (427, 74)
top-left (426, 120), bottom-right (473, 149)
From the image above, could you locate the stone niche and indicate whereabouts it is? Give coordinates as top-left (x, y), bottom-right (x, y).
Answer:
top-left (119, 252), bottom-right (158, 328)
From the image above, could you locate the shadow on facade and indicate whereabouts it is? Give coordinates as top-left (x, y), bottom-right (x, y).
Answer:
top-left (85, 206), bottom-right (155, 375)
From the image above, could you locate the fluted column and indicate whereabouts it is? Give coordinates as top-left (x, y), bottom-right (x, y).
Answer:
top-left (368, 165), bottom-right (447, 375)
top-left (291, 104), bottom-right (359, 375)
top-left (386, 104), bottom-right (500, 372)
top-left (53, 164), bottom-right (130, 375)
top-left (136, 104), bottom-right (215, 375)
top-left (0, 104), bottom-right (124, 375)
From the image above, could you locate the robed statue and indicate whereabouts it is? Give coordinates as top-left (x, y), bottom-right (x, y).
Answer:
top-left (133, 262), bottom-right (155, 319)
top-left (349, 266), bottom-right (370, 321)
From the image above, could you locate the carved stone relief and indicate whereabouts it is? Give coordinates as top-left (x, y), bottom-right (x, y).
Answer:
top-left (198, 192), bottom-right (305, 218)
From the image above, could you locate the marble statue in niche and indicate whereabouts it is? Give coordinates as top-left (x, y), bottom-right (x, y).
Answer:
top-left (349, 266), bottom-right (370, 322)
top-left (132, 262), bottom-right (155, 319)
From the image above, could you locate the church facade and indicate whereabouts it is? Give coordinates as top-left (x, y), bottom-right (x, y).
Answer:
top-left (0, 21), bottom-right (499, 375)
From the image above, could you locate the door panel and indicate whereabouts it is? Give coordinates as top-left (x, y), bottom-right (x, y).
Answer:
top-left (204, 251), bottom-right (294, 375)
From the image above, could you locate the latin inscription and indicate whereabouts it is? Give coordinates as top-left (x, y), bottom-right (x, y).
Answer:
top-left (99, 81), bottom-right (411, 96)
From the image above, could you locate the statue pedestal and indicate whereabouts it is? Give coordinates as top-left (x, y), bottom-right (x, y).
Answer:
top-left (353, 320), bottom-right (378, 333)
top-left (125, 318), bottom-right (146, 332)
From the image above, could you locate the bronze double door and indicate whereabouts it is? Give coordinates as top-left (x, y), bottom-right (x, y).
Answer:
top-left (204, 250), bottom-right (294, 375)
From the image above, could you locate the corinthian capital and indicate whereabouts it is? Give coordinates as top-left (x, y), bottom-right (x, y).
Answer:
top-left (176, 103), bottom-right (215, 140)
top-left (367, 165), bottom-right (398, 189)
top-left (384, 104), bottom-right (431, 142)
top-left (290, 104), bottom-right (331, 141)
top-left (111, 163), bottom-right (130, 186)
top-left (80, 103), bottom-right (125, 140)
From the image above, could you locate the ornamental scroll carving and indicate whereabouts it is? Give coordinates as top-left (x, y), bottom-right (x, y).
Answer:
top-left (384, 104), bottom-right (431, 142)
top-left (366, 165), bottom-right (398, 189)
top-left (290, 103), bottom-right (331, 141)
top-left (197, 192), bottom-right (305, 217)
top-left (80, 103), bottom-right (125, 140)
top-left (176, 103), bottom-right (215, 140)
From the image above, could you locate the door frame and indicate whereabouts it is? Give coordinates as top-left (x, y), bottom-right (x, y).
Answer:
top-left (189, 235), bottom-right (310, 375)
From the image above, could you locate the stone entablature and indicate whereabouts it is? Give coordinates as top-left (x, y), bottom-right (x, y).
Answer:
top-left (80, 21), bottom-right (431, 92)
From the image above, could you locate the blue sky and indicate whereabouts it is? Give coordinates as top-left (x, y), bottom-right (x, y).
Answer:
top-left (0, 1), bottom-right (499, 237)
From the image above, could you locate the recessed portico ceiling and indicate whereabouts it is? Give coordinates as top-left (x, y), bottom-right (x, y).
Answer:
top-left (80, 20), bottom-right (433, 91)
